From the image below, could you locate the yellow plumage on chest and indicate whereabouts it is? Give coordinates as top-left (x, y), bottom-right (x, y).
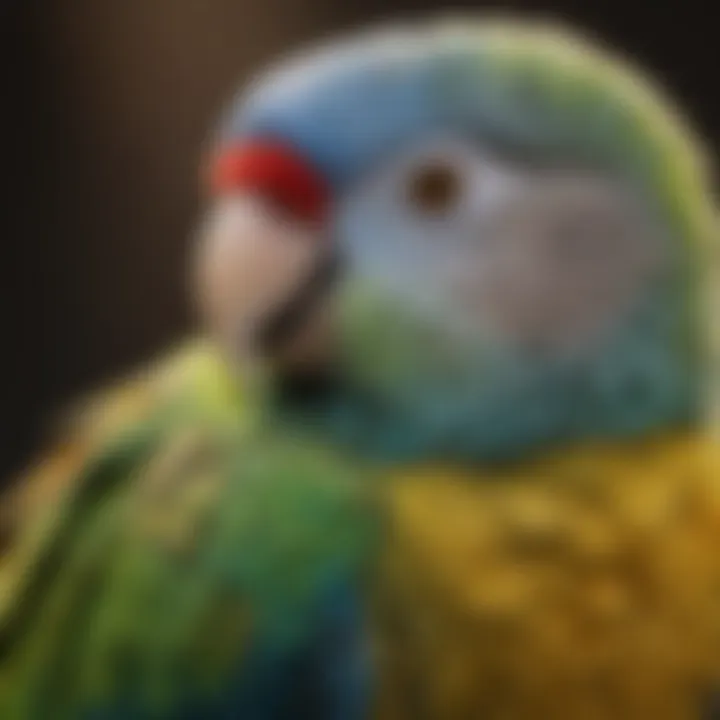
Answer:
top-left (373, 433), bottom-right (720, 720)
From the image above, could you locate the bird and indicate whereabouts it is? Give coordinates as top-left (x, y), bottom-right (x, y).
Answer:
top-left (0, 15), bottom-right (718, 719)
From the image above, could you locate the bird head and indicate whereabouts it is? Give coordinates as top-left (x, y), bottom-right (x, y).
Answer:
top-left (195, 18), bottom-right (716, 463)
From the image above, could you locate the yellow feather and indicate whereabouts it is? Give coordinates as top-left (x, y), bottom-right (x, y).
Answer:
top-left (374, 432), bottom-right (720, 719)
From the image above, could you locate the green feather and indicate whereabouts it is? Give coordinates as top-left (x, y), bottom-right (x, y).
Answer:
top-left (0, 342), bottom-right (375, 719)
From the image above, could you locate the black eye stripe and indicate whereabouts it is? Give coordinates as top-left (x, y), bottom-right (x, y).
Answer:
top-left (256, 250), bottom-right (341, 354)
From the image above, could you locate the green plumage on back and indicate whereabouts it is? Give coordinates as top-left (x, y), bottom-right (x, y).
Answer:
top-left (0, 342), bottom-right (374, 719)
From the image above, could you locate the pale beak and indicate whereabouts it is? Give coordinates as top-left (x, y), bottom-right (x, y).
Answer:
top-left (193, 195), bottom-right (329, 363)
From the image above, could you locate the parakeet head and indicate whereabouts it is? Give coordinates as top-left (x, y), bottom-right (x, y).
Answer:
top-left (196, 17), bottom-right (716, 463)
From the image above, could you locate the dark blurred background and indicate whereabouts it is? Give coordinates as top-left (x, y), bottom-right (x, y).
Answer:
top-left (1, 0), bottom-right (717, 479)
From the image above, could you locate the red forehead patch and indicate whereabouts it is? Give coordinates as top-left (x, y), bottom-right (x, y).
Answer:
top-left (208, 140), bottom-right (329, 223)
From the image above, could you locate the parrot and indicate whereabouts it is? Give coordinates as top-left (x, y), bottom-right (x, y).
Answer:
top-left (1, 13), bottom-right (719, 720)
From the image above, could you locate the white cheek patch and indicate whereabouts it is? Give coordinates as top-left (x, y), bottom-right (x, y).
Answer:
top-left (336, 136), bottom-right (528, 307)
top-left (469, 177), bottom-right (668, 354)
top-left (336, 138), bottom-right (668, 358)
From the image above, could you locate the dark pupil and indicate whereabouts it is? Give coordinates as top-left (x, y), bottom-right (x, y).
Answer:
top-left (407, 162), bottom-right (461, 214)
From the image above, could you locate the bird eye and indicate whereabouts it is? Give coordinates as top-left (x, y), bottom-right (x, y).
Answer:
top-left (405, 159), bottom-right (464, 216)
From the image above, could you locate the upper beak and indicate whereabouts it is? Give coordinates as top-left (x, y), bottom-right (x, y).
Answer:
top-left (194, 194), bottom-right (326, 361)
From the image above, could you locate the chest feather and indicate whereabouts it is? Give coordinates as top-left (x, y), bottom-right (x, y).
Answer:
top-left (373, 435), bottom-right (720, 720)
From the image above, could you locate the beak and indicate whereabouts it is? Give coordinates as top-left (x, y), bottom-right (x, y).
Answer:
top-left (194, 194), bottom-right (329, 363)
